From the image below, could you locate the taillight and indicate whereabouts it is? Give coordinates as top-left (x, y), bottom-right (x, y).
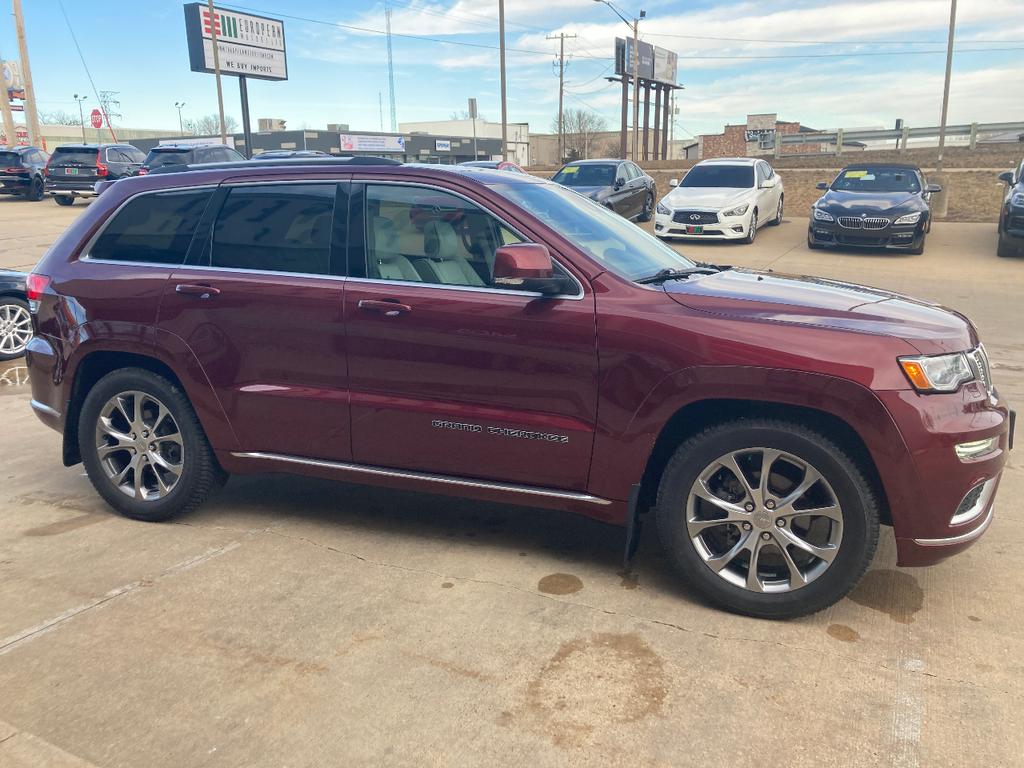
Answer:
top-left (26, 273), bottom-right (51, 312)
top-left (138, 167), bottom-right (149, 175)
top-left (5, 166), bottom-right (27, 174)
top-left (96, 151), bottom-right (108, 177)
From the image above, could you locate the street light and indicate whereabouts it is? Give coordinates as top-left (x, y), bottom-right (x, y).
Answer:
top-left (174, 101), bottom-right (187, 137)
top-left (593, 0), bottom-right (644, 162)
top-left (72, 94), bottom-right (87, 142)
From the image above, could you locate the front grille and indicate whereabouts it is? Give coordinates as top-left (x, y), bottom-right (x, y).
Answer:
top-left (672, 210), bottom-right (719, 225)
top-left (838, 216), bottom-right (889, 230)
top-left (836, 234), bottom-right (886, 246)
top-left (968, 345), bottom-right (993, 393)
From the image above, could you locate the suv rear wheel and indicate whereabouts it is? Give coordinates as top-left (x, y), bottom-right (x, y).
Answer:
top-left (0, 297), bottom-right (33, 360)
top-left (54, 195), bottom-right (74, 206)
top-left (655, 418), bottom-right (879, 618)
top-left (25, 176), bottom-right (44, 202)
top-left (79, 368), bottom-right (226, 522)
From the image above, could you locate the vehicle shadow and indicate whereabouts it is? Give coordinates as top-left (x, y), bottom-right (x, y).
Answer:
top-left (186, 471), bottom-right (703, 606)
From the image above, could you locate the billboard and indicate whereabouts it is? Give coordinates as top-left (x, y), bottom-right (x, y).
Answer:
top-left (615, 38), bottom-right (677, 85)
top-left (183, 3), bottom-right (287, 81)
top-left (340, 134), bottom-right (406, 153)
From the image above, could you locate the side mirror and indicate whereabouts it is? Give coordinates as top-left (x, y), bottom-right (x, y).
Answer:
top-left (493, 243), bottom-right (571, 296)
top-left (759, 177), bottom-right (776, 189)
top-left (926, 183), bottom-right (942, 194)
top-left (998, 171), bottom-right (1014, 185)
top-left (669, 178), bottom-right (679, 187)
top-left (613, 177), bottom-right (625, 189)
top-left (816, 182), bottom-right (829, 190)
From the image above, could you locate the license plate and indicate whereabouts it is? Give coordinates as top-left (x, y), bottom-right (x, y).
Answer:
top-left (687, 225), bottom-right (703, 234)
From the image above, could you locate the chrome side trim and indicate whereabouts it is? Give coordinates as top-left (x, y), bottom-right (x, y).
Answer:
top-left (231, 451), bottom-right (613, 505)
top-left (913, 505), bottom-right (995, 547)
top-left (30, 399), bottom-right (61, 418)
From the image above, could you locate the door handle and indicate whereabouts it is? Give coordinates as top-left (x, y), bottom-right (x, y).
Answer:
top-left (358, 299), bottom-right (412, 317)
top-left (175, 283), bottom-right (220, 299)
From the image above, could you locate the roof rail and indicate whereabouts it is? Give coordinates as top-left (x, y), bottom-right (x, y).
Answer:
top-left (147, 156), bottom-right (402, 175)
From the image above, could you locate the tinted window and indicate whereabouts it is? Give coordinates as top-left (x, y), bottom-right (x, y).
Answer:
top-left (145, 149), bottom-right (193, 168)
top-left (679, 164), bottom-right (754, 189)
top-left (832, 168), bottom-right (920, 193)
top-left (365, 184), bottom-right (522, 288)
top-left (90, 189), bottom-right (213, 264)
top-left (212, 184), bottom-right (336, 275)
top-left (552, 163), bottom-right (616, 187)
top-left (0, 151), bottom-right (20, 166)
top-left (50, 147), bottom-right (98, 167)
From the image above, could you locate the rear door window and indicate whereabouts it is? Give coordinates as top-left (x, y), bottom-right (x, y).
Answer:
top-left (210, 184), bottom-right (336, 275)
top-left (90, 188), bottom-right (214, 264)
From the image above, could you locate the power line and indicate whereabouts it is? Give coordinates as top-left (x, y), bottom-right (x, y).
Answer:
top-left (56, 0), bottom-right (117, 141)
top-left (383, 0), bottom-right (550, 34)
top-left (643, 31), bottom-right (1024, 46)
top-left (675, 46), bottom-right (1024, 60)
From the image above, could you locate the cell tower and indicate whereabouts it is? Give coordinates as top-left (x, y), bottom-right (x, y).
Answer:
top-left (385, 1), bottom-right (397, 132)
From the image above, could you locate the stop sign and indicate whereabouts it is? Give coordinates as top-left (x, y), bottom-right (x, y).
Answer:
top-left (90, 109), bottom-right (102, 129)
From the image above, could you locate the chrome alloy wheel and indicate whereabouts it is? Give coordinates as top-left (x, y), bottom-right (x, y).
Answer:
top-left (686, 448), bottom-right (843, 593)
top-left (0, 303), bottom-right (32, 356)
top-left (95, 391), bottom-right (185, 501)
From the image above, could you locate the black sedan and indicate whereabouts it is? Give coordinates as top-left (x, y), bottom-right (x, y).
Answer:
top-left (997, 159), bottom-right (1024, 258)
top-left (551, 158), bottom-right (655, 222)
top-left (0, 146), bottom-right (48, 201)
top-left (808, 164), bottom-right (940, 255)
top-left (0, 270), bottom-right (31, 360)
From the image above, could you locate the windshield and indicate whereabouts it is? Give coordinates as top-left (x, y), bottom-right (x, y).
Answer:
top-left (552, 164), bottom-right (616, 188)
top-left (832, 168), bottom-right (920, 193)
top-left (146, 149), bottom-right (192, 168)
top-left (679, 164), bottom-right (754, 189)
top-left (51, 148), bottom-right (98, 167)
top-left (495, 181), bottom-right (694, 281)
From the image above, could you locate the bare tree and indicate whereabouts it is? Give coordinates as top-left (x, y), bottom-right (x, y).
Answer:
top-left (450, 109), bottom-right (486, 121)
top-left (39, 110), bottom-right (82, 126)
top-left (184, 114), bottom-right (239, 135)
top-left (553, 108), bottom-right (608, 161)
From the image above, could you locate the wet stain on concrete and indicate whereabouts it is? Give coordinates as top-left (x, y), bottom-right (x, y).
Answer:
top-left (537, 573), bottom-right (584, 595)
top-left (24, 513), bottom-right (106, 537)
top-left (826, 623), bottom-right (861, 643)
top-left (441, 582), bottom-right (454, 589)
top-left (618, 570), bottom-right (639, 590)
top-left (522, 633), bottom-right (667, 748)
top-left (968, 615), bottom-right (981, 623)
top-left (848, 569), bottom-right (924, 624)
top-left (403, 651), bottom-right (494, 682)
top-left (199, 634), bottom-right (328, 676)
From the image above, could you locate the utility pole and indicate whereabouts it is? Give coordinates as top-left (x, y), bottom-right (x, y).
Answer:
top-left (547, 31), bottom-right (576, 163)
top-left (12, 0), bottom-right (42, 147)
top-left (936, 0), bottom-right (957, 172)
top-left (207, 0), bottom-right (227, 145)
top-left (385, 1), bottom-right (397, 132)
top-left (74, 94), bottom-right (87, 142)
top-left (0, 47), bottom-right (16, 146)
top-left (378, 92), bottom-right (384, 132)
top-left (468, 97), bottom-right (478, 159)
top-left (498, 0), bottom-right (508, 161)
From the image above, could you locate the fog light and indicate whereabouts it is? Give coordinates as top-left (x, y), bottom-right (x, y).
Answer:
top-left (951, 478), bottom-right (995, 525)
top-left (955, 437), bottom-right (998, 460)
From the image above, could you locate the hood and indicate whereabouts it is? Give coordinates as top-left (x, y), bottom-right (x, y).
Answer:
top-left (663, 269), bottom-right (975, 353)
top-left (665, 186), bottom-right (750, 210)
top-left (816, 189), bottom-right (925, 214)
top-left (568, 185), bottom-right (608, 200)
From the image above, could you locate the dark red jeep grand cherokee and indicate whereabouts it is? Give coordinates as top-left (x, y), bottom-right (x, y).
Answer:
top-left (24, 159), bottom-right (1013, 618)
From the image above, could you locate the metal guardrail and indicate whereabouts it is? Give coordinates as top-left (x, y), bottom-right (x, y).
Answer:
top-left (774, 121), bottom-right (1024, 155)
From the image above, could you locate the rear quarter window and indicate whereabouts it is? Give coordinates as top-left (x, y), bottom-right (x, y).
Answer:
top-left (89, 189), bottom-right (214, 264)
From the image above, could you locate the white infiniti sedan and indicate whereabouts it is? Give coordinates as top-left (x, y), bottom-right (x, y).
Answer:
top-left (654, 158), bottom-right (784, 244)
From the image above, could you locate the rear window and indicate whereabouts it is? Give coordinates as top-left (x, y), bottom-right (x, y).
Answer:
top-left (0, 151), bottom-right (21, 166)
top-left (50, 148), bottom-right (98, 167)
top-left (145, 149), bottom-right (193, 169)
top-left (89, 189), bottom-right (213, 264)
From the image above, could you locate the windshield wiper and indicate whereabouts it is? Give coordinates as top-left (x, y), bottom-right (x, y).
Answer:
top-left (635, 264), bottom-right (729, 284)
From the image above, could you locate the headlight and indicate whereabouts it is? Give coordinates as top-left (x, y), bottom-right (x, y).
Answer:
top-left (1011, 192), bottom-right (1024, 207)
top-left (721, 203), bottom-right (749, 217)
top-left (893, 212), bottom-right (922, 225)
top-left (899, 352), bottom-right (976, 392)
top-left (656, 201), bottom-right (671, 215)
top-left (812, 208), bottom-right (834, 222)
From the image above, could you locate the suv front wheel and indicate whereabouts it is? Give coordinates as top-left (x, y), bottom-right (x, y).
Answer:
top-left (655, 418), bottom-right (879, 618)
top-left (79, 368), bottom-right (226, 522)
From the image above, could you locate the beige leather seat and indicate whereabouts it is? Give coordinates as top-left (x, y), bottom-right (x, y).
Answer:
top-left (418, 220), bottom-right (485, 286)
top-left (369, 216), bottom-right (421, 281)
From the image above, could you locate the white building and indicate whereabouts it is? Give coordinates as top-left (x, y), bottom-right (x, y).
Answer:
top-left (399, 119), bottom-right (530, 166)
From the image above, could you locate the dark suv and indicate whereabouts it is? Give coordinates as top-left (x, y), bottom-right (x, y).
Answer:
top-left (0, 145), bottom-right (49, 200)
top-left (997, 160), bottom-right (1024, 257)
top-left (139, 143), bottom-right (246, 175)
top-left (45, 143), bottom-right (146, 204)
top-left (24, 159), bottom-right (1013, 618)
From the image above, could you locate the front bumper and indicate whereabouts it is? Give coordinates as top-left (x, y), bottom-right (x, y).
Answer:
top-left (1001, 206), bottom-right (1024, 240)
top-left (878, 382), bottom-right (1013, 566)
top-left (654, 211), bottom-right (749, 240)
top-left (808, 219), bottom-right (923, 249)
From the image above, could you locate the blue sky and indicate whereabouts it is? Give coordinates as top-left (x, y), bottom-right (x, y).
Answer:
top-left (3, 0), bottom-right (1022, 139)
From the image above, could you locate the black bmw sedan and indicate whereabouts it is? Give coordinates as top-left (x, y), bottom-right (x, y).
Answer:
top-left (808, 164), bottom-right (940, 255)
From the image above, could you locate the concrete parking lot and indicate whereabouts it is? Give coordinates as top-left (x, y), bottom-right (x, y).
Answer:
top-left (0, 195), bottom-right (1021, 767)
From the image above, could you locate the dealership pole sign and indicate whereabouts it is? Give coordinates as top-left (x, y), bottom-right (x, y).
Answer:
top-left (183, 3), bottom-right (288, 81)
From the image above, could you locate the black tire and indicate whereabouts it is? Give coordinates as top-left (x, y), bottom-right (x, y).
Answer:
top-left (769, 195), bottom-right (784, 225)
top-left (53, 195), bottom-right (74, 206)
top-left (654, 418), bottom-right (879, 619)
top-left (745, 209), bottom-right (758, 244)
top-left (0, 297), bottom-right (32, 361)
top-left (806, 229), bottom-right (823, 250)
top-left (79, 368), bottom-right (227, 522)
top-left (908, 233), bottom-right (925, 256)
top-left (638, 192), bottom-right (654, 222)
top-left (997, 232), bottom-right (1018, 258)
top-left (24, 176), bottom-right (44, 202)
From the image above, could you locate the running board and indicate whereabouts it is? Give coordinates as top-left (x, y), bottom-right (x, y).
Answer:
top-left (231, 451), bottom-right (613, 506)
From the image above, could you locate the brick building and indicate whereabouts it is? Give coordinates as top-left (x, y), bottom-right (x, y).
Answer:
top-left (698, 113), bottom-right (862, 159)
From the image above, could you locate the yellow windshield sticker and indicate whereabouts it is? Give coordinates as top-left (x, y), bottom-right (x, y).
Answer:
top-left (845, 170), bottom-right (867, 178)
top-left (561, 166), bottom-right (580, 174)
